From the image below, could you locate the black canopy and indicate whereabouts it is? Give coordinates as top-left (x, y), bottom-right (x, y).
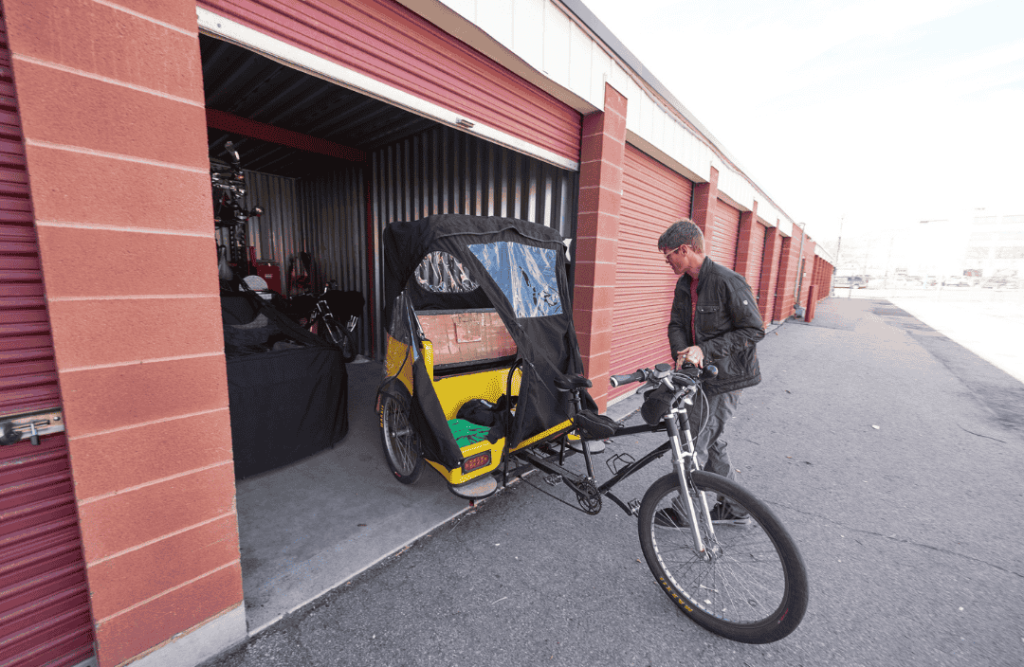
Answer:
top-left (383, 214), bottom-right (591, 468)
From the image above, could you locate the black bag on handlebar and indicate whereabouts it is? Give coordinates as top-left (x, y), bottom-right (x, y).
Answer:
top-left (640, 384), bottom-right (675, 426)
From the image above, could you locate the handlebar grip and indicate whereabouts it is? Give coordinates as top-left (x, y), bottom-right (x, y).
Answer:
top-left (609, 369), bottom-right (645, 387)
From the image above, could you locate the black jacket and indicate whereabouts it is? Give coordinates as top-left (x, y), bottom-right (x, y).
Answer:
top-left (669, 256), bottom-right (765, 395)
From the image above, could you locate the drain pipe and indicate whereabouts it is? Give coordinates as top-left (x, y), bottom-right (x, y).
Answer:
top-left (793, 222), bottom-right (807, 318)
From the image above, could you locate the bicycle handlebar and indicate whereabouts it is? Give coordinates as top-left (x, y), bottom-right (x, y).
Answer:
top-left (608, 363), bottom-right (718, 388)
top-left (609, 369), bottom-right (646, 387)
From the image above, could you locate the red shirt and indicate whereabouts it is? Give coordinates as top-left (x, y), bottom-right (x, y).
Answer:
top-left (689, 275), bottom-right (699, 344)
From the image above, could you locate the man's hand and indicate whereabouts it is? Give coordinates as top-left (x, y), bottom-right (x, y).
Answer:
top-left (676, 346), bottom-right (704, 369)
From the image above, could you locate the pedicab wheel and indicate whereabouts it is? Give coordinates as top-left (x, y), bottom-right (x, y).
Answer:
top-left (637, 472), bottom-right (808, 643)
top-left (379, 385), bottom-right (424, 484)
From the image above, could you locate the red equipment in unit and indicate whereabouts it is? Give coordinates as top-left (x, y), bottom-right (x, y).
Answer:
top-left (254, 261), bottom-right (282, 294)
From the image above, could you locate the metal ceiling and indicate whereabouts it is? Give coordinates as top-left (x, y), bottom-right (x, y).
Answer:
top-left (200, 34), bottom-right (439, 178)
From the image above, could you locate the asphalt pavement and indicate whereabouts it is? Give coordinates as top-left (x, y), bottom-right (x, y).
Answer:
top-left (203, 296), bottom-right (1024, 667)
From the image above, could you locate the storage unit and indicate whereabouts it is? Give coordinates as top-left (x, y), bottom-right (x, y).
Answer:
top-left (747, 220), bottom-right (768, 299)
top-left (609, 145), bottom-right (693, 401)
top-left (710, 198), bottom-right (742, 270)
top-left (0, 22), bottom-right (96, 665)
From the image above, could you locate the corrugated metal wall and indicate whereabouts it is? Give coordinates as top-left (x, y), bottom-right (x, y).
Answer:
top-left (0, 14), bottom-right (96, 666)
top-left (370, 126), bottom-right (578, 357)
top-left (225, 125), bottom-right (578, 361)
top-left (711, 199), bottom-right (741, 270)
top-left (298, 168), bottom-right (370, 353)
top-left (610, 145), bottom-right (693, 401)
top-left (223, 165), bottom-right (373, 357)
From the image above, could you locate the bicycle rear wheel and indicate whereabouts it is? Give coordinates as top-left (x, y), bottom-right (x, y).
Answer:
top-left (638, 472), bottom-right (808, 643)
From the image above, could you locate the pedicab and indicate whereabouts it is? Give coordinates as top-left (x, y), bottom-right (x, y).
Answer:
top-left (375, 214), bottom-right (809, 643)
top-left (377, 213), bottom-right (597, 500)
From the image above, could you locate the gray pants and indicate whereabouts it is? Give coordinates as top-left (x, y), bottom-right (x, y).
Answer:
top-left (688, 389), bottom-right (742, 481)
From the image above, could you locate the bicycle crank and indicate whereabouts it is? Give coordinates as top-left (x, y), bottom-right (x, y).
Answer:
top-left (570, 478), bottom-right (602, 515)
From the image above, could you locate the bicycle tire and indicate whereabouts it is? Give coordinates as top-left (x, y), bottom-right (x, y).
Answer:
top-left (638, 471), bottom-right (808, 643)
top-left (378, 385), bottom-right (424, 484)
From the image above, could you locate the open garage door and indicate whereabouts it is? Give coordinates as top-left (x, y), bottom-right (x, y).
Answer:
top-left (199, 24), bottom-right (580, 633)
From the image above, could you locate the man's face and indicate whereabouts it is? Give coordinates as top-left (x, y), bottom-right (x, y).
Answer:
top-left (662, 245), bottom-right (687, 276)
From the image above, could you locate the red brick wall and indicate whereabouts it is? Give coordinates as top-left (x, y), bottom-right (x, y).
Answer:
top-left (573, 83), bottom-right (627, 412)
top-left (799, 239), bottom-right (816, 310)
top-left (758, 225), bottom-right (782, 323)
top-left (3, 1), bottom-right (243, 665)
top-left (774, 233), bottom-right (799, 321)
top-left (735, 204), bottom-right (761, 289)
top-left (690, 165), bottom-right (718, 242)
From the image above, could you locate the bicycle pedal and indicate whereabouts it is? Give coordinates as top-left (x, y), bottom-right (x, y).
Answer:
top-left (627, 499), bottom-right (641, 516)
top-left (543, 474), bottom-right (562, 486)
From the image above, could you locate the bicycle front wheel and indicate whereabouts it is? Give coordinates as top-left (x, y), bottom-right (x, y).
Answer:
top-left (638, 472), bottom-right (808, 643)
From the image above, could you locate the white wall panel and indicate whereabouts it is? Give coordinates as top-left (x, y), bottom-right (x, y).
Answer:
top-left (588, 46), bottom-right (611, 108)
top-left (543, 1), bottom-right (572, 87)
top-left (568, 22), bottom-right (593, 101)
top-left (511, 0), bottom-right (546, 72)
top-left (477, 0), bottom-right (514, 50)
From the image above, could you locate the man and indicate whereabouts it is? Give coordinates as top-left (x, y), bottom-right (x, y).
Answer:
top-left (658, 219), bottom-right (765, 524)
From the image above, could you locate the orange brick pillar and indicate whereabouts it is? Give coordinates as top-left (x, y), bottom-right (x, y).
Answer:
top-left (758, 225), bottom-right (782, 323)
top-left (573, 83), bottom-right (627, 412)
top-left (3, 2), bottom-right (245, 666)
top-left (805, 284), bottom-right (818, 322)
top-left (691, 165), bottom-right (719, 243)
top-left (799, 239), bottom-right (816, 310)
top-left (735, 202), bottom-right (760, 288)
top-left (774, 232), bottom-right (799, 321)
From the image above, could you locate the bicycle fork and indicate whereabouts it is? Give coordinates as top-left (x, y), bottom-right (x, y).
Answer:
top-left (665, 409), bottom-right (716, 558)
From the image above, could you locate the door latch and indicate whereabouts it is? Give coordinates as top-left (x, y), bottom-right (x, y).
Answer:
top-left (0, 409), bottom-right (65, 446)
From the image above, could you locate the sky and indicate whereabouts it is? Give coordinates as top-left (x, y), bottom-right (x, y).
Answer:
top-left (578, 0), bottom-right (1024, 254)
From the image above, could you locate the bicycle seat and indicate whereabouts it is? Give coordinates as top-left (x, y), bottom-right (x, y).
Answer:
top-left (554, 374), bottom-right (592, 392)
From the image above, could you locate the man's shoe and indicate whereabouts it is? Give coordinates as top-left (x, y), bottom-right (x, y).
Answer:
top-left (709, 503), bottom-right (750, 525)
top-left (653, 507), bottom-right (688, 528)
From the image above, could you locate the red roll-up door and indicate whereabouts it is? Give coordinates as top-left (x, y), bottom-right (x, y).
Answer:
top-left (610, 145), bottom-right (693, 400)
top-left (198, 0), bottom-right (582, 165)
top-left (710, 199), bottom-right (741, 270)
top-left (0, 15), bottom-right (96, 667)
top-left (748, 220), bottom-right (767, 298)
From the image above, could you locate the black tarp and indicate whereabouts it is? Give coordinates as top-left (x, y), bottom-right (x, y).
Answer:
top-left (382, 214), bottom-right (592, 470)
top-left (222, 291), bottom-right (348, 479)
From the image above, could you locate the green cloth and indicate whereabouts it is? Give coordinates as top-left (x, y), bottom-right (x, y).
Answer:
top-left (447, 418), bottom-right (492, 449)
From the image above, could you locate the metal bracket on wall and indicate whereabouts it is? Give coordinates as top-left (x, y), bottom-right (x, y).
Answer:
top-left (0, 408), bottom-right (65, 447)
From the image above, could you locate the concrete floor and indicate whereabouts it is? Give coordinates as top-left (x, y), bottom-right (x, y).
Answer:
top-left (233, 360), bottom-right (469, 634)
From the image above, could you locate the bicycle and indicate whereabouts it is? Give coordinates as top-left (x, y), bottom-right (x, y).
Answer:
top-left (509, 362), bottom-right (809, 644)
top-left (299, 281), bottom-right (363, 363)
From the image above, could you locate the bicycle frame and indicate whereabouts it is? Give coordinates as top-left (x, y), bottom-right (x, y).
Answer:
top-left (513, 380), bottom-right (718, 557)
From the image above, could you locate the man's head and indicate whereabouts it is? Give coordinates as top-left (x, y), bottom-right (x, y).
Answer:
top-left (658, 219), bottom-right (705, 276)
